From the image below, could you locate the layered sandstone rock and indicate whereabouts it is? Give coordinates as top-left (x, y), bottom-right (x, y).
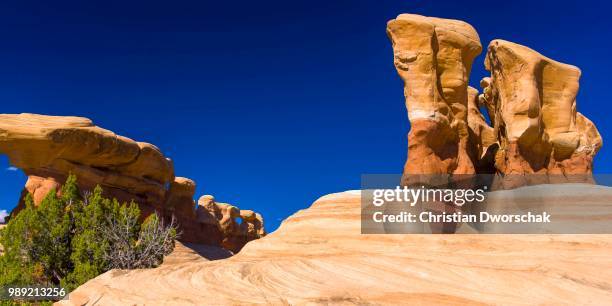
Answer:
top-left (387, 14), bottom-right (482, 180)
top-left (388, 15), bottom-right (601, 186)
top-left (164, 177), bottom-right (197, 219)
top-left (0, 113), bottom-right (264, 250)
top-left (196, 195), bottom-right (266, 253)
top-left (467, 86), bottom-right (497, 173)
top-left (60, 187), bottom-right (612, 305)
top-left (0, 114), bottom-right (172, 211)
top-left (480, 40), bottom-right (602, 187)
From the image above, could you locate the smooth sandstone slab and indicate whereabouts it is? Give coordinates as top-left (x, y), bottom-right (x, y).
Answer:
top-left (0, 114), bottom-right (176, 216)
top-left (0, 113), bottom-right (174, 205)
top-left (60, 186), bottom-right (612, 305)
top-left (0, 113), bottom-right (172, 178)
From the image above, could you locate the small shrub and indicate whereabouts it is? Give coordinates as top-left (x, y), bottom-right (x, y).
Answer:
top-left (0, 174), bottom-right (179, 293)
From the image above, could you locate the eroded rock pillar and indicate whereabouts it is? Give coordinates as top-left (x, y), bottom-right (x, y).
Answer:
top-left (387, 14), bottom-right (482, 184)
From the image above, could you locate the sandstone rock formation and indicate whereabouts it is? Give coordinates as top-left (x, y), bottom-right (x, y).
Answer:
top-left (387, 14), bottom-right (482, 180)
top-left (164, 177), bottom-right (197, 219)
top-left (196, 195), bottom-right (266, 253)
top-left (59, 186), bottom-right (612, 305)
top-left (0, 113), bottom-right (264, 251)
top-left (388, 15), bottom-right (601, 186)
top-left (480, 40), bottom-right (602, 187)
top-left (467, 86), bottom-right (497, 173)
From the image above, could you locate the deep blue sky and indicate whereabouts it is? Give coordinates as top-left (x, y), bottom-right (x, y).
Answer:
top-left (0, 0), bottom-right (610, 230)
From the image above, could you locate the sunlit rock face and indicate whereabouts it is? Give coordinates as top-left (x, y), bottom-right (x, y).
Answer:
top-left (388, 15), bottom-right (602, 187)
top-left (387, 14), bottom-right (482, 181)
top-left (0, 113), bottom-right (265, 251)
top-left (34, 14), bottom-right (612, 305)
top-left (59, 189), bottom-right (612, 305)
top-left (196, 195), bottom-right (266, 253)
top-left (480, 40), bottom-right (602, 187)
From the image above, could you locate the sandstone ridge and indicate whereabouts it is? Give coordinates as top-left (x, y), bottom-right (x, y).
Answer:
top-left (0, 113), bottom-right (265, 252)
top-left (59, 186), bottom-right (612, 305)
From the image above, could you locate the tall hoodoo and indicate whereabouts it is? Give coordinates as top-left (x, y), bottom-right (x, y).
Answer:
top-left (387, 14), bottom-right (482, 181)
top-left (481, 40), bottom-right (602, 186)
top-left (388, 14), bottom-right (602, 186)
